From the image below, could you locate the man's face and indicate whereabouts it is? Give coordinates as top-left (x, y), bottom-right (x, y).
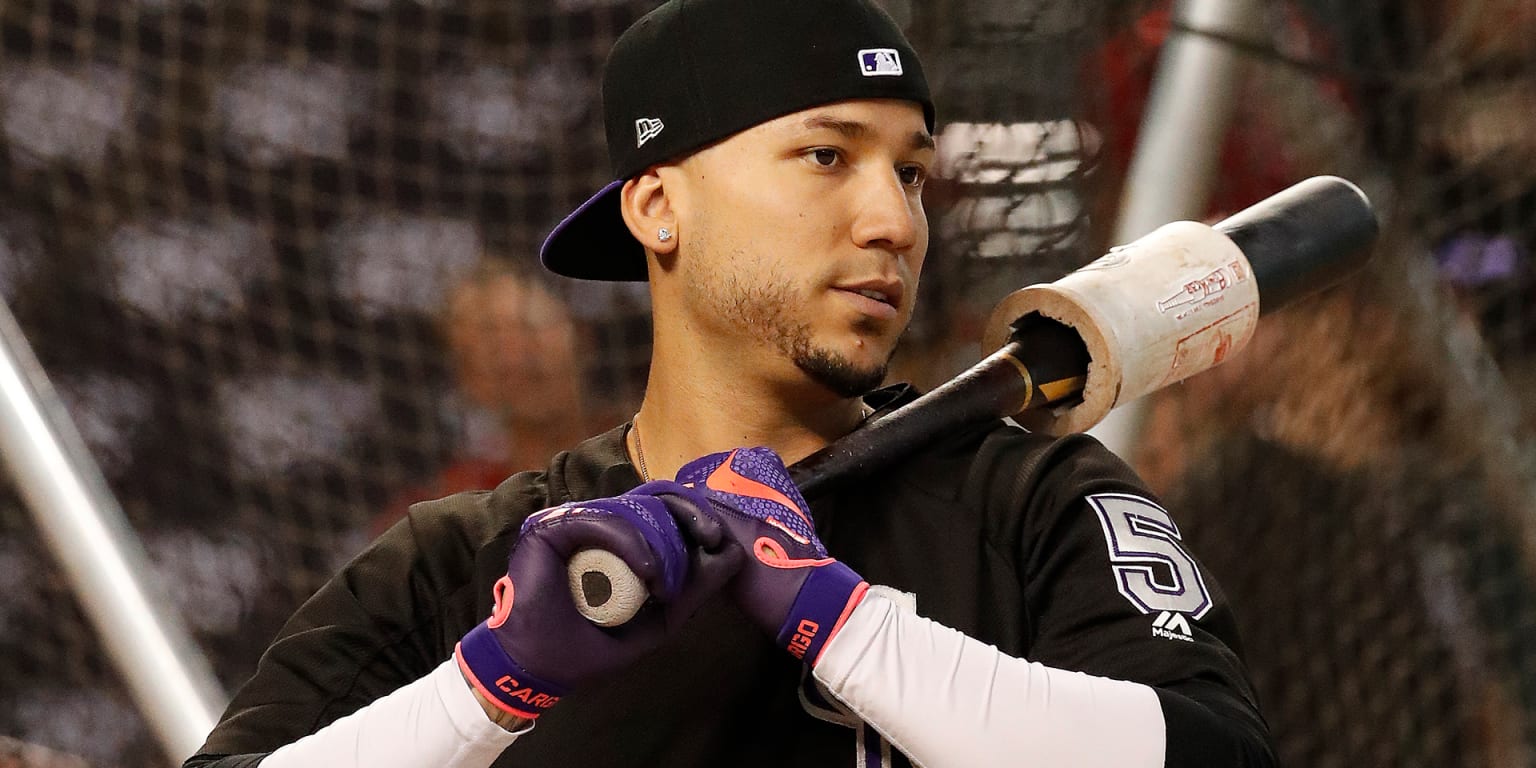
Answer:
top-left (665, 99), bottom-right (934, 397)
top-left (446, 272), bottom-right (579, 419)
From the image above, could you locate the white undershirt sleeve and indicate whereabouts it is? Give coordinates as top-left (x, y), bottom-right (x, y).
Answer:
top-left (812, 588), bottom-right (1166, 768)
top-left (260, 658), bottom-right (527, 768)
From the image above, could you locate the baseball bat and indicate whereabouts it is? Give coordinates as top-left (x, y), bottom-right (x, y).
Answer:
top-left (571, 175), bottom-right (1379, 627)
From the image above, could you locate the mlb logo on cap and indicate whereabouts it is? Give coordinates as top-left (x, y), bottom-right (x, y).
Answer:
top-left (858, 48), bottom-right (903, 76)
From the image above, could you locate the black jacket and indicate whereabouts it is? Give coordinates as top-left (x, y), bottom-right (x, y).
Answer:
top-left (187, 387), bottom-right (1274, 767)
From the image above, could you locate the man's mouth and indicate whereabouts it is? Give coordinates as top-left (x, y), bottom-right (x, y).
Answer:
top-left (834, 279), bottom-right (901, 307)
top-left (832, 279), bottom-right (902, 320)
top-left (853, 287), bottom-right (891, 305)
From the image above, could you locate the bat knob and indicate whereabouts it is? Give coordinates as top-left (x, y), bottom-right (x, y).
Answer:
top-left (567, 548), bottom-right (648, 627)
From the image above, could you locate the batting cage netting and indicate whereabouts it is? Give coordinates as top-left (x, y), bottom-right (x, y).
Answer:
top-left (2, 0), bottom-right (1534, 765)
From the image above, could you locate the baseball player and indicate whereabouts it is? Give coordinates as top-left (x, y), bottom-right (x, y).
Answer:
top-left (185, 0), bottom-right (1275, 765)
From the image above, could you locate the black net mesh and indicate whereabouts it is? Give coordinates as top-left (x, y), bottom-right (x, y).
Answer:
top-left (2, 0), bottom-right (1535, 766)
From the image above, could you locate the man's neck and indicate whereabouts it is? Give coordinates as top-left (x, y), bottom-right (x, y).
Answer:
top-left (629, 361), bottom-right (868, 483)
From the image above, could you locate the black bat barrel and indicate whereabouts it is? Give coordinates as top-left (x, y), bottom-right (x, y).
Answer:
top-left (1215, 175), bottom-right (1379, 313)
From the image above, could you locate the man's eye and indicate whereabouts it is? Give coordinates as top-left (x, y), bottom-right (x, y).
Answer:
top-left (810, 148), bottom-right (840, 167)
top-left (898, 165), bottom-right (926, 187)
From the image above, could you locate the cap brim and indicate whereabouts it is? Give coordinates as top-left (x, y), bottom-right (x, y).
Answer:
top-left (539, 179), bottom-right (649, 281)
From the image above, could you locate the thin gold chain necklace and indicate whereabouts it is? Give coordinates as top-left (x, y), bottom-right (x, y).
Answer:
top-left (630, 418), bottom-right (651, 482)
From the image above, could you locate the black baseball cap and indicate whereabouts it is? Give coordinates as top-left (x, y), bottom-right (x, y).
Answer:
top-left (539, 0), bottom-right (935, 281)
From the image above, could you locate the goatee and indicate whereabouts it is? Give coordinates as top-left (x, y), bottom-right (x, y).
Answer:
top-left (790, 340), bottom-right (889, 398)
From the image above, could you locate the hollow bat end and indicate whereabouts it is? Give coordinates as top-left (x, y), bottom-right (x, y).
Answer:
top-left (568, 548), bottom-right (647, 627)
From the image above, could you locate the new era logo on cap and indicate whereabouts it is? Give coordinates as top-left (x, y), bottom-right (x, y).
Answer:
top-left (635, 117), bottom-right (665, 147)
top-left (858, 48), bottom-right (902, 76)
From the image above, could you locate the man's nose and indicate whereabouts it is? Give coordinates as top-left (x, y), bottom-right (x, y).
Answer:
top-left (850, 168), bottom-right (920, 254)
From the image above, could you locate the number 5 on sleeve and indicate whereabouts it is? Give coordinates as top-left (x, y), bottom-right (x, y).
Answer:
top-left (1089, 493), bottom-right (1213, 619)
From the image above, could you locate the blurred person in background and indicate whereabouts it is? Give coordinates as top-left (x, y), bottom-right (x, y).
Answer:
top-left (1113, 2), bottom-right (1536, 763)
top-left (1129, 284), bottom-right (1536, 767)
top-left (1414, 0), bottom-right (1536, 414)
top-left (371, 255), bottom-right (618, 536)
top-left (0, 737), bottom-right (89, 768)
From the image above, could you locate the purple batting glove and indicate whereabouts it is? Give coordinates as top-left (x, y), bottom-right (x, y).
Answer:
top-left (455, 479), bottom-right (737, 720)
top-left (676, 447), bottom-right (868, 667)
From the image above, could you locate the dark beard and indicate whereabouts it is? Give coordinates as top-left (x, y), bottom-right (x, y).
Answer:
top-left (790, 335), bottom-right (890, 398)
top-left (745, 287), bottom-right (892, 398)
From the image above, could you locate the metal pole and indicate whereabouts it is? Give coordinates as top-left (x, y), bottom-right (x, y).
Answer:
top-left (1089, 0), bottom-right (1268, 456)
top-left (0, 301), bottom-right (225, 763)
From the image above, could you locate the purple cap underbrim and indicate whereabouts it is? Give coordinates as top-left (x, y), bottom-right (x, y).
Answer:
top-left (539, 179), bottom-right (649, 282)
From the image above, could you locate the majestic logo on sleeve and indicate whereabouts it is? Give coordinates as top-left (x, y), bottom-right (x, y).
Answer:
top-left (635, 117), bottom-right (665, 147)
top-left (1151, 611), bottom-right (1194, 642)
top-left (858, 49), bottom-right (903, 76)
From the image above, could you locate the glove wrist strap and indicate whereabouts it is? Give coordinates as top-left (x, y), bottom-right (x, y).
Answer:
top-left (775, 561), bottom-right (869, 666)
top-left (455, 622), bottom-right (567, 719)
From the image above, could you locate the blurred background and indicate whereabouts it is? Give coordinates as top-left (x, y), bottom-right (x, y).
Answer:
top-left (1, 0), bottom-right (1534, 765)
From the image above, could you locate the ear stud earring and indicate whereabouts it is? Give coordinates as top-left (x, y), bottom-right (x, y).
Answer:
top-left (658, 227), bottom-right (673, 242)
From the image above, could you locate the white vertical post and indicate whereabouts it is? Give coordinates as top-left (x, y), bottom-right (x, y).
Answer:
top-left (0, 301), bottom-right (225, 763)
top-left (1090, 0), bottom-right (1268, 457)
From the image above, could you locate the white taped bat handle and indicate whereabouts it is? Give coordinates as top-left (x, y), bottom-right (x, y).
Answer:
top-left (567, 548), bottom-right (648, 627)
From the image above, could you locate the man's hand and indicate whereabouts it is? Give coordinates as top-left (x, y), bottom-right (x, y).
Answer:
top-left (455, 480), bottom-right (739, 720)
top-left (677, 448), bottom-right (868, 666)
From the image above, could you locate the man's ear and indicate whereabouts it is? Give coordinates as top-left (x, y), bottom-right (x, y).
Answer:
top-left (619, 169), bottom-right (678, 256)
